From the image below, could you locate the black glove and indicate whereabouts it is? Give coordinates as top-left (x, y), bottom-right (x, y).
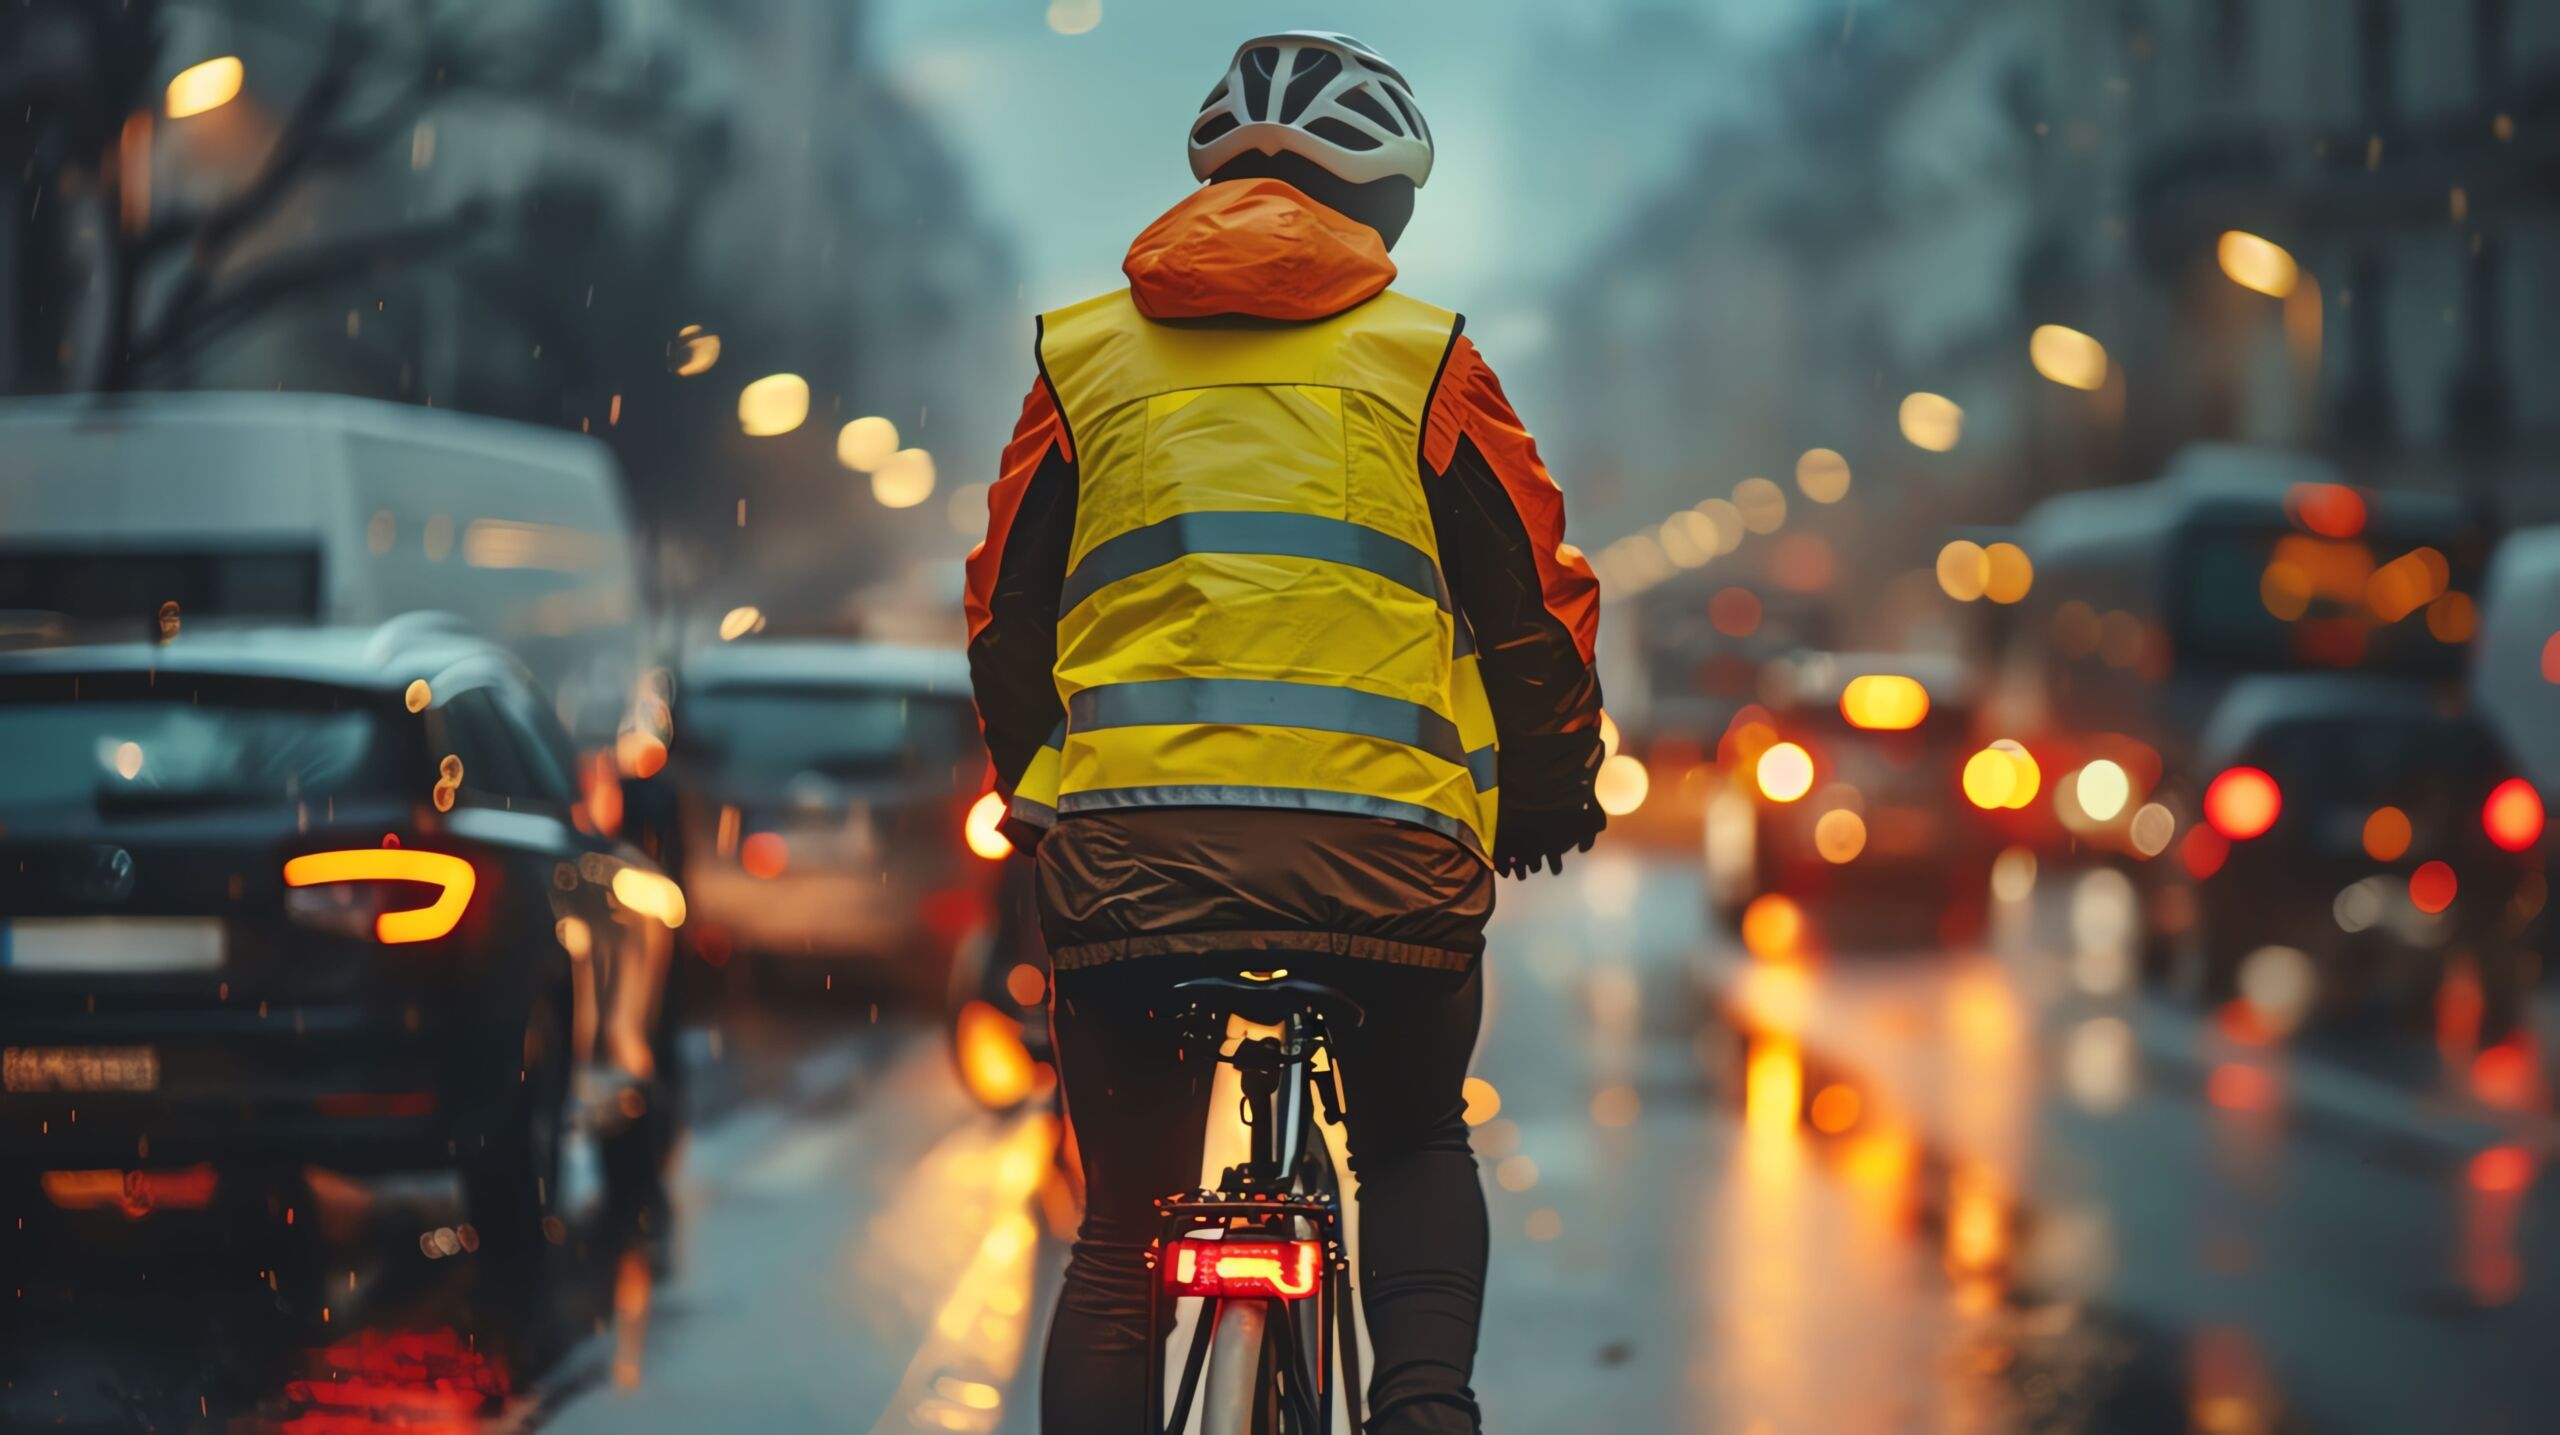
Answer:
top-left (995, 807), bottom-right (1049, 856)
top-left (1492, 797), bottom-right (1605, 880)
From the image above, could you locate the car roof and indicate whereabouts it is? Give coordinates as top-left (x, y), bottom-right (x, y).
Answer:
top-left (681, 639), bottom-right (971, 697)
top-left (2021, 444), bottom-right (2473, 569)
top-left (0, 616), bottom-right (520, 693)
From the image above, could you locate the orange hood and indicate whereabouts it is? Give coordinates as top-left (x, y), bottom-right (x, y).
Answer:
top-left (1123, 179), bottom-right (1396, 322)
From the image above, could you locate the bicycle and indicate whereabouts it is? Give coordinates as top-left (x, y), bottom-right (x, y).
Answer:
top-left (1146, 972), bottom-right (1368, 1434)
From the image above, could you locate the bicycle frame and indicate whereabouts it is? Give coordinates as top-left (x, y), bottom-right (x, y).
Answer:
top-left (1146, 1000), bottom-right (1363, 1435)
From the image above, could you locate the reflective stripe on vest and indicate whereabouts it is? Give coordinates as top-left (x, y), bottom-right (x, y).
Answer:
top-left (1030, 286), bottom-right (1497, 856)
top-left (1061, 511), bottom-right (1449, 615)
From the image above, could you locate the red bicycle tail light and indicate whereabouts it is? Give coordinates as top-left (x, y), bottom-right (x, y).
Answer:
top-left (2203, 767), bottom-right (2281, 840)
top-left (2483, 778), bottom-right (2545, 853)
top-left (282, 850), bottom-right (475, 943)
top-left (1164, 1238), bottom-right (1324, 1300)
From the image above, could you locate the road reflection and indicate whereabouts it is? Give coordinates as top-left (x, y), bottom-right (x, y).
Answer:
top-left (860, 1113), bottom-right (1057, 1434)
top-left (277, 1328), bottom-right (510, 1433)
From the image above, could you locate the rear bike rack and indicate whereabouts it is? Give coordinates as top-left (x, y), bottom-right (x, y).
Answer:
top-left (1145, 992), bottom-right (1365, 1434)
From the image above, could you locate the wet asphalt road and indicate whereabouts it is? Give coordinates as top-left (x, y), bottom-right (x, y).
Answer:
top-left (10, 853), bottom-right (2560, 1432)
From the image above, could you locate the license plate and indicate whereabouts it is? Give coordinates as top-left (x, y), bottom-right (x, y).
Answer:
top-left (2, 918), bottom-right (224, 973)
top-left (42, 1165), bottom-right (218, 1216)
top-left (3, 1046), bottom-right (160, 1093)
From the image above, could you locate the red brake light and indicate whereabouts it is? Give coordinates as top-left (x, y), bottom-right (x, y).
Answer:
top-left (2203, 767), bottom-right (2281, 841)
top-left (2410, 860), bottom-right (2458, 914)
top-left (282, 850), bottom-right (475, 943)
top-left (739, 831), bottom-right (789, 879)
top-left (1163, 1238), bottom-right (1324, 1300)
top-left (2483, 778), bottom-right (2544, 853)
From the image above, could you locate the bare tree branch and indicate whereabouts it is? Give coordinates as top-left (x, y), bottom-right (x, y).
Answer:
top-left (134, 3), bottom-right (373, 263)
top-left (133, 199), bottom-right (490, 374)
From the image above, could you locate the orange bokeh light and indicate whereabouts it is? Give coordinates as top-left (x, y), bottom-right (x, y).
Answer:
top-left (2285, 482), bottom-right (2367, 539)
top-left (2362, 806), bottom-right (2412, 862)
top-left (2470, 1145), bottom-right (2533, 1195)
top-left (739, 832), bottom-right (789, 880)
top-left (2482, 778), bottom-right (2544, 853)
top-left (1709, 586), bottom-right (1763, 638)
top-left (2204, 767), bottom-right (2281, 840)
top-left (1740, 893), bottom-right (1807, 962)
top-left (1808, 1083), bottom-right (1862, 1134)
top-left (2207, 1063), bottom-right (2274, 1111)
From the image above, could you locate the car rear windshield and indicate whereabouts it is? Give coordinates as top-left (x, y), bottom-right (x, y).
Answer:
top-left (0, 674), bottom-right (408, 822)
top-left (681, 686), bottom-right (979, 788)
top-left (2174, 521), bottom-right (2481, 677)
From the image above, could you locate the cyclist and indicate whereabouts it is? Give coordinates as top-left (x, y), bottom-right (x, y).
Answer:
top-left (965, 32), bottom-right (1603, 1433)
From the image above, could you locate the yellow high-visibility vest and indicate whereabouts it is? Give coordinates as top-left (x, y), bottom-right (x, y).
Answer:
top-left (1006, 287), bottom-right (1499, 858)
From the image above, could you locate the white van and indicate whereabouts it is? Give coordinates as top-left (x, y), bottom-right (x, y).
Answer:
top-left (0, 392), bottom-right (643, 742)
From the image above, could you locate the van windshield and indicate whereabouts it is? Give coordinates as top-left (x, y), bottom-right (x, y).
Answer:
top-left (0, 548), bottom-right (321, 625)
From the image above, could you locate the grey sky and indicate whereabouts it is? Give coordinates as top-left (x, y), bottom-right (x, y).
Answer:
top-left (871, 0), bottom-right (1834, 344)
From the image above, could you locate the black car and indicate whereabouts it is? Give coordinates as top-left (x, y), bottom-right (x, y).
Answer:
top-left (0, 619), bottom-right (681, 1283)
top-left (2180, 675), bottom-right (2544, 1035)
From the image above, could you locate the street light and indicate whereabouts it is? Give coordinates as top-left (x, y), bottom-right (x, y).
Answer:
top-left (166, 56), bottom-right (244, 118)
top-left (2029, 325), bottom-right (2109, 390)
top-left (1899, 392), bottom-right (1963, 452)
top-left (2217, 231), bottom-right (2299, 298)
top-left (737, 374), bottom-right (809, 436)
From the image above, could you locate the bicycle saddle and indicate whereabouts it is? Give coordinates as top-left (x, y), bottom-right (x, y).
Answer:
top-left (1171, 975), bottom-right (1365, 1029)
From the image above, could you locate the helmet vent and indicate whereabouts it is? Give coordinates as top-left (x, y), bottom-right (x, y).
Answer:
top-left (1384, 87), bottom-right (1421, 138)
top-left (1240, 46), bottom-right (1280, 114)
top-left (1304, 117), bottom-right (1381, 152)
top-left (1337, 86), bottom-right (1403, 137)
top-left (1279, 49), bottom-right (1343, 124)
top-left (1188, 32), bottom-right (1432, 189)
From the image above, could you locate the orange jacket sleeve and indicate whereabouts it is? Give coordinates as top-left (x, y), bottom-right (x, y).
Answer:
top-left (965, 376), bottom-right (1075, 799)
top-left (1422, 334), bottom-right (1605, 811)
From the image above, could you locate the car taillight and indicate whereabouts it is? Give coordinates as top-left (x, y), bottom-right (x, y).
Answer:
top-left (1755, 742), bottom-right (1814, 802)
top-left (2483, 778), bottom-right (2544, 853)
top-left (965, 790), bottom-right (1013, 860)
top-left (282, 849), bottom-right (475, 943)
top-left (2410, 860), bottom-right (2458, 914)
top-left (2203, 767), bottom-right (2281, 840)
top-left (1162, 1238), bottom-right (1325, 1300)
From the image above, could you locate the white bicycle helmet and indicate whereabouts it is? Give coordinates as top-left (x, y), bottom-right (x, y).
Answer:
top-left (1188, 32), bottom-right (1433, 189)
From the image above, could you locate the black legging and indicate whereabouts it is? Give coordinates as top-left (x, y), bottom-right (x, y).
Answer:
top-left (1042, 952), bottom-right (1487, 1433)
